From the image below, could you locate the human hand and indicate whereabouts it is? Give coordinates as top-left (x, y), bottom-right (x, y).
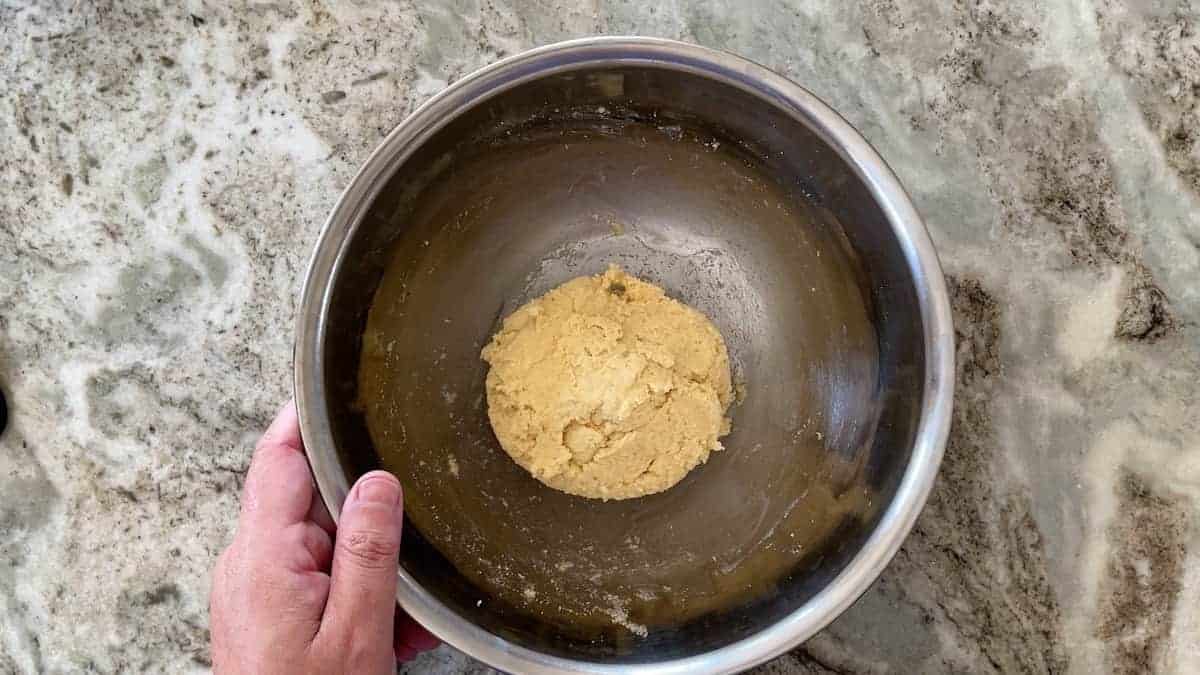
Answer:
top-left (210, 401), bottom-right (439, 673)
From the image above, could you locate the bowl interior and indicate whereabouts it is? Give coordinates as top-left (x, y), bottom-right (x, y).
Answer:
top-left (321, 64), bottom-right (926, 663)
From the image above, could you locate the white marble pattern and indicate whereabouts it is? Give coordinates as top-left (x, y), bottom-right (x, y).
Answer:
top-left (1, 1), bottom-right (1198, 673)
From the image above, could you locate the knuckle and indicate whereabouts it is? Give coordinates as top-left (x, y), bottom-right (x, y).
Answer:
top-left (282, 523), bottom-right (332, 570)
top-left (337, 529), bottom-right (399, 569)
top-left (279, 522), bottom-right (310, 550)
top-left (304, 524), bottom-right (333, 559)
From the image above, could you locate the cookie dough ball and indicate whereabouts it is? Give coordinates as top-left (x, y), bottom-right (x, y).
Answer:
top-left (481, 266), bottom-right (734, 500)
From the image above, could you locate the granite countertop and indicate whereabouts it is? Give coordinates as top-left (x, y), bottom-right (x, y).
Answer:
top-left (2, 2), bottom-right (1198, 673)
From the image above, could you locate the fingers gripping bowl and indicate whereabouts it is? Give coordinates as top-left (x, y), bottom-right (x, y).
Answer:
top-left (296, 37), bottom-right (953, 674)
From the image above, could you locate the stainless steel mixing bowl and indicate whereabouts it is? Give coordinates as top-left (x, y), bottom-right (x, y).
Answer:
top-left (296, 37), bottom-right (953, 674)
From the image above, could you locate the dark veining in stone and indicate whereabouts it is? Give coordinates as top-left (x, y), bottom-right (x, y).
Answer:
top-left (115, 577), bottom-right (208, 668)
top-left (868, 1), bottom-right (1180, 339)
top-left (1115, 266), bottom-right (1177, 342)
top-left (1097, 2), bottom-right (1200, 196)
top-left (1096, 470), bottom-right (1189, 674)
top-left (900, 276), bottom-right (1065, 673)
top-left (138, 583), bottom-right (182, 607)
top-left (899, 277), bottom-right (1066, 673)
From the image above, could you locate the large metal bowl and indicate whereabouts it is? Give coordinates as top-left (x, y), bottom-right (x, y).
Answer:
top-left (296, 37), bottom-right (953, 674)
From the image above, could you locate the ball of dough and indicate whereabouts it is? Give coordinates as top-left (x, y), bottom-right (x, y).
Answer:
top-left (481, 266), bottom-right (734, 500)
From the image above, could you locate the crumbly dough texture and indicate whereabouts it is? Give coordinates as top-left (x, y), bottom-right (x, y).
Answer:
top-left (481, 266), bottom-right (734, 500)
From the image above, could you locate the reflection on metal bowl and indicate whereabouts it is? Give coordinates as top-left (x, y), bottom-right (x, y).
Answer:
top-left (296, 37), bottom-right (953, 675)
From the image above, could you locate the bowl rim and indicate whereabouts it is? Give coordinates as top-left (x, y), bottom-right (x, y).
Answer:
top-left (295, 35), bottom-right (954, 675)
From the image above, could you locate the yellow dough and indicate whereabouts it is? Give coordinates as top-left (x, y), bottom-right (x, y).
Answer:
top-left (481, 266), bottom-right (734, 500)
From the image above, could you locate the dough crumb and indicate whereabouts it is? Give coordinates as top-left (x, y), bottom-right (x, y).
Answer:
top-left (481, 265), bottom-right (734, 500)
top-left (604, 595), bottom-right (649, 637)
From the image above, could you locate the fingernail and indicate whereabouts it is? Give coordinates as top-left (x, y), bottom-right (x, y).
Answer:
top-left (354, 474), bottom-right (402, 507)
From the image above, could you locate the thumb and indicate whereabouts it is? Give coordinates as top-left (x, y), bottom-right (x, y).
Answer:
top-left (319, 471), bottom-right (404, 670)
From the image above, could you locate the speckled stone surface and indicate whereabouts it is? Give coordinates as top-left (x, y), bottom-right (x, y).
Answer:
top-left (2, 2), bottom-right (1199, 673)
